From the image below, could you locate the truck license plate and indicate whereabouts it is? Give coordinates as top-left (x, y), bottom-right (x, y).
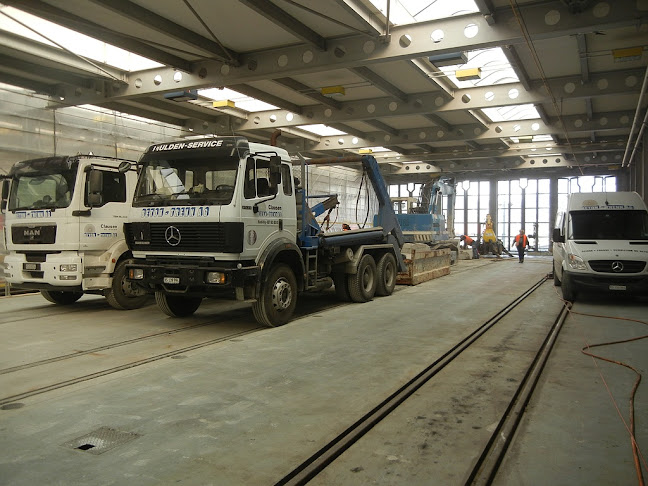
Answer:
top-left (163, 276), bottom-right (180, 284)
top-left (609, 285), bottom-right (626, 291)
top-left (23, 263), bottom-right (40, 271)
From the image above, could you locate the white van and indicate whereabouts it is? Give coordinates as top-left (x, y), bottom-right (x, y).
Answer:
top-left (553, 191), bottom-right (648, 301)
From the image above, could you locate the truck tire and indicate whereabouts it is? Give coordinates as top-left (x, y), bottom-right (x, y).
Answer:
top-left (561, 273), bottom-right (576, 302)
top-left (333, 272), bottom-right (351, 302)
top-left (155, 291), bottom-right (202, 317)
top-left (41, 290), bottom-right (83, 305)
top-left (105, 260), bottom-right (150, 310)
top-left (375, 253), bottom-right (397, 296)
top-left (553, 262), bottom-right (561, 287)
top-left (348, 254), bottom-right (377, 303)
top-left (252, 264), bottom-right (297, 327)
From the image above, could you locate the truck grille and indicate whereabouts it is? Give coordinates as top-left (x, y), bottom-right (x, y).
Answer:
top-left (125, 222), bottom-right (244, 253)
top-left (589, 260), bottom-right (646, 273)
top-left (11, 225), bottom-right (56, 244)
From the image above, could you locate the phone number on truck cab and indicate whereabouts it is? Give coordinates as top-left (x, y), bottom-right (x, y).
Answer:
top-left (140, 206), bottom-right (210, 218)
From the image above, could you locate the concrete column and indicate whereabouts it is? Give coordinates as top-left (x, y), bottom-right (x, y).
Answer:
top-left (489, 179), bottom-right (498, 228)
top-left (549, 177), bottom-right (558, 233)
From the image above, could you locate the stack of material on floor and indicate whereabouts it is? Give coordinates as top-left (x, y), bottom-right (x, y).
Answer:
top-left (457, 249), bottom-right (473, 260)
top-left (397, 243), bottom-right (451, 285)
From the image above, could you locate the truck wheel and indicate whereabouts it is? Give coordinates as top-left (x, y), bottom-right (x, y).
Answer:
top-left (41, 290), bottom-right (83, 305)
top-left (155, 292), bottom-right (202, 317)
top-left (553, 262), bottom-right (561, 287)
top-left (252, 264), bottom-right (297, 327)
top-left (105, 260), bottom-right (150, 310)
top-left (348, 254), bottom-right (377, 303)
top-left (375, 253), bottom-right (397, 296)
top-left (333, 272), bottom-right (351, 302)
top-left (561, 273), bottom-right (576, 302)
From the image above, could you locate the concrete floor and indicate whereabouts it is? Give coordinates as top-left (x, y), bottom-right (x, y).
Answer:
top-left (0, 256), bottom-right (645, 485)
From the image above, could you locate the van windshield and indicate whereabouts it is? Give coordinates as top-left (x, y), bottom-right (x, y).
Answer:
top-left (569, 210), bottom-right (648, 240)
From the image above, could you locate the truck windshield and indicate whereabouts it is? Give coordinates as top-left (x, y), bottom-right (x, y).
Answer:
top-left (569, 210), bottom-right (648, 240)
top-left (8, 167), bottom-right (77, 211)
top-left (133, 157), bottom-right (239, 207)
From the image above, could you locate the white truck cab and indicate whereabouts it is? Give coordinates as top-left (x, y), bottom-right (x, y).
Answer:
top-left (552, 191), bottom-right (648, 301)
top-left (2, 155), bottom-right (148, 309)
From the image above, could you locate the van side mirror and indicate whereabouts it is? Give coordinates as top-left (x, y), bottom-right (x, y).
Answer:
top-left (552, 227), bottom-right (564, 243)
top-left (87, 169), bottom-right (103, 207)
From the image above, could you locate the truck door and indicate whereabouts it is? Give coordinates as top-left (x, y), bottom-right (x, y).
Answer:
top-left (79, 167), bottom-right (129, 252)
top-left (239, 156), bottom-right (290, 260)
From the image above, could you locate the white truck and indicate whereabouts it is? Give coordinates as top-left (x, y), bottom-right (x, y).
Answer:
top-left (124, 136), bottom-right (406, 326)
top-left (1, 155), bottom-right (149, 309)
top-left (552, 191), bottom-right (648, 301)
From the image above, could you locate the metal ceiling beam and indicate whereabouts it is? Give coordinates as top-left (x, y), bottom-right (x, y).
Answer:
top-left (301, 110), bottom-right (635, 151)
top-left (334, 0), bottom-right (383, 37)
top-left (227, 68), bottom-right (643, 131)
top-left (473, 0), bottom-right (496, 25)
top-left (239, 0), bottom-right (327, 51)
top-left (349, 66), bottom-right (408, 102)
top-left (3, 0), bottom-right (194, 72)
top-left (0, 54), bottom-right (95, 88)
top-left (0, 72), bottom-right (57, 95)
top-left (96, 102), bottom-right (187, 127)
top-left (406, 59), bottom-right (455, 97)
top-left (502, 45), bottom-right (531, 91)
top-left (328, 123), bottom-right (367, 139)
top-left (62, 0), bottom-right (644, 104)
top-left (87, 0), bottom-right (240, 65)
top-left (576, 33), bottom-right (590, 83)
top-left (0, 30), bottom-right (125, 82)
top-left (364, 119), bottom-right (399, 136)
top-left (273, 78), bottom-right (341, 109)
top-left (422, 114), bottom-right (452, 131)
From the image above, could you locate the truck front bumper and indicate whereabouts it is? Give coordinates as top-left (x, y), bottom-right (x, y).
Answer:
top-left (125, 260), bottom-right (260, 297)
top-left (4, 253), bottom-right (83, 290)
top-left (565, 270), bottom-right (648, 295)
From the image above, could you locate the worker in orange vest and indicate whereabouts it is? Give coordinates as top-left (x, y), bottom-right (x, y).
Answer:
top-left (460, 234), bottom-right (479, 259)
top-left (511, 229), bottom-right (530, 263)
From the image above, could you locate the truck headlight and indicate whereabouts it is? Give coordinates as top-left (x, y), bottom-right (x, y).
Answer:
top-left (60, 264), bottom-right (78, 272)
top-left (129, 268), bottom-right (144, 280)
top-left (206, 272), bottom-right (226, 284)
top-left (567, 254), bottom-right (587, 270)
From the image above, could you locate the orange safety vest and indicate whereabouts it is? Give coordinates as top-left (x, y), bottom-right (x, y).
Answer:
top-left (514, 234), bottom-right (528, 247)
top-left (464, 235), bottom-right (474, 245)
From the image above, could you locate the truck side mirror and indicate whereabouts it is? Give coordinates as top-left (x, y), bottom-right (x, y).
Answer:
top-left (118, 161), bottom-right (132, 173)
top-left (552, 227), bottom-right (564, 243)
top-left (0, 179), bottom-right (9, 211)
top-left (87, 169), bottom-right (104, 207)
top-left (269, 156), bottom-right (281, 194)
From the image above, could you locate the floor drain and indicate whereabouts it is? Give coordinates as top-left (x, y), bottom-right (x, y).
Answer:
top-left (63, 426), bottom-right (140, 455)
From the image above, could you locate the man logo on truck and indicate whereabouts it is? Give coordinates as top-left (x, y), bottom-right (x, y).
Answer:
top-left (165, 226), bottom-right (182, 246)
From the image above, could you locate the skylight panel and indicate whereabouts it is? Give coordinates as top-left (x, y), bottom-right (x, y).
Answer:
top-left (199, 88), bottom-right (278, 112)
top-left (482, 104), bottom-right (540, 122)
top-left (368, 0), bottom-right (479, 25)
top-left (0, 6), bottom-right (161, 71)
top-left (297, 124), bottom-right (347, 136)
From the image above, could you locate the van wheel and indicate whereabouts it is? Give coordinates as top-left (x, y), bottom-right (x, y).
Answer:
top-left (105, 260), bottom-right (150, 310)
top-left (561, 273), bottom-right (576, 302)
top-left (553, 262), bottom-right (561, 287)
top-left (376, 253), bottom-right (397, 296)
top-left (333, 272), bottom-right (351, 302)
top-left (156, 292), bottom-right (202, 317)
top-left (348, 254), bottom-right (377, 303)
top-left (41, 290), bottom-right (83, 305)
top-left (252, 264), bottom-right (297, 327)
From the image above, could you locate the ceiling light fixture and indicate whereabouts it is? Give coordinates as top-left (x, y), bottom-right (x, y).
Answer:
top-left (612, 47), bottom-right (643, 62)
top-left (428, 52), bottom-right (467, 66)
top-left (455, 68), bottom-right (481, 81)
top-left (164, 90), bottom-right (198, 102)
top-left (321, 85), bottom-right (345, 97)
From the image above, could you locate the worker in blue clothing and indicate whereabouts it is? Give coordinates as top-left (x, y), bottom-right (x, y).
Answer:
top-left (511, 229), bottom-right (530, 263)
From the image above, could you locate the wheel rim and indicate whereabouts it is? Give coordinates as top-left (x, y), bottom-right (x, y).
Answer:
top-left (384, 261), bottom-right (395, 287)
top-left (271, 278), bottom-right (293, 311)
top-left (120, 276), bottom-right (146, 297)
top-left (362, 266), bottom-right (374, 292)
